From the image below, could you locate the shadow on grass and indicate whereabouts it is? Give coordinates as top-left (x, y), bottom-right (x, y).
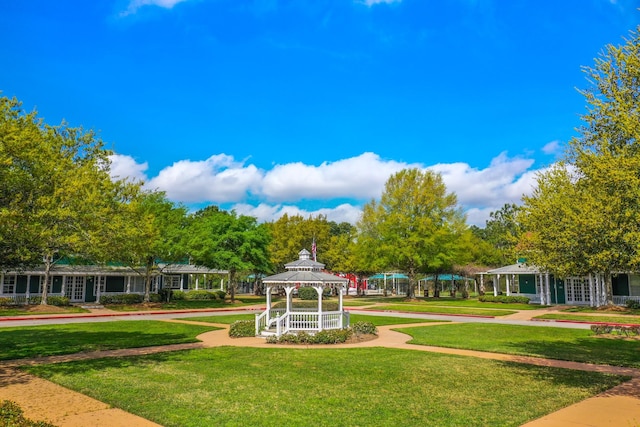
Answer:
top-left (0, 323), bottom-right (215, 361)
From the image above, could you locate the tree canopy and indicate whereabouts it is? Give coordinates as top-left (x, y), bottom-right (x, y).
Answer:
top-left (357, 168), bottom-right (467, 298)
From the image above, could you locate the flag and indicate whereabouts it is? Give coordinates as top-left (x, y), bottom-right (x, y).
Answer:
top-left (312, 237), bottom-right (317, 262)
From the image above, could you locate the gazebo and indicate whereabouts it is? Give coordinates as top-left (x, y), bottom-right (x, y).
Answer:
top-left (255, 249), bottom-right (350, 337)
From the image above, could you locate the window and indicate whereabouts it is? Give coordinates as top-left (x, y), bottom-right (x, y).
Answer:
top-left (39, 276), bottom-right (53, 294)
top-left (2, 275), bottom-right (16, 294)
top-left (165, 275), bottom-right (182, 289)
top-left (130, 276), bottom-right (145, 293)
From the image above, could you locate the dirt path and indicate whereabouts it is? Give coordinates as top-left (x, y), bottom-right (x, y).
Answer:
top-left (1, 315), bottom-right (639, 426)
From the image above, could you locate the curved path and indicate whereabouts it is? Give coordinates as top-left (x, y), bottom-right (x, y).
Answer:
top-left (1, 310), bottom-right (639, 426)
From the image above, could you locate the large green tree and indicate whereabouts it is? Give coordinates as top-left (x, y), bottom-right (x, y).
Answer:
top-left (266, 214), bottom-right (331, 271)
top-left (186, 206), bottom-right (271, 301)
top-left (357, 168), bottom-right (467, 298)
top-left (118, 191), bottom-right (189, 302)
top-left (0, 96), bottom-right (137, 304)
top-left (521, 26), bottom-right (640, 305)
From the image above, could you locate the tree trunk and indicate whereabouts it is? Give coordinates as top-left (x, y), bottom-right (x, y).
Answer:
top-left (144, 257), bottom-right (153, 303)
top-left (434, 275), bottom-right (440, 298)
top-left (604, 272), bottom-right (614, 306)
top-left (229, 269), bottom-right (236, 302)
top-left (41, 254), bottom-right (53, 305)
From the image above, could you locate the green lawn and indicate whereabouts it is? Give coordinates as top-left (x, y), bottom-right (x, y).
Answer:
top-left (0, 321), bottom-right (218, 360)
top-left (0, 305), bottom-right (89, 316)
top-left (184, 313), bottom-right (444, 326)
top-left (369, 304), bottom-right (517, 316)
top-left (534, 313), bottom-right (640, 325)
top-left (400, 323), bottom-right (640, 368)
top-left (25, 347), bottom-right (625, 427)
top-left (106, 298), bottom-right (264, 311)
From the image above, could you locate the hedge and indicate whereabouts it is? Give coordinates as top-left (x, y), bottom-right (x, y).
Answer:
top-left (297, 286), bottom-right (332, 300)
top-left (478, 295), bottom-right (530, 304)
top-left (229, 320), bottom-right (255, 337)
top-left (100, 294), bottom-right (144, 305)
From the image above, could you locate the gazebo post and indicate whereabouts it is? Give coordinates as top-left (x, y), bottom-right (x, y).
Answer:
top-left (314, 285), bottom-right (323, 331)
top-left (494, 274), bottom-right (500, 296)
top-left (266, 285), bottom-right (272, 324)
top-left (338, 284), bottom-right (344, 328)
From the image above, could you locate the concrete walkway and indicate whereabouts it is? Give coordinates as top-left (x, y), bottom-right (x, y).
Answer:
top-left (1, 307), bottom-right (639, 426)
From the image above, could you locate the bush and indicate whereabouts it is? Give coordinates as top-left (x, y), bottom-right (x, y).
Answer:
top-left (185, 290), bottom-right (218, 301)
top-left (266, 328), bottom-right (353, 344)
top-left (215, 290), bottom-right (226, 300)
top-left (478, 295), bottom-right (530, 304)
top-left (0, 297), bottom-right (14, 307)
top-left (351, 321), bottom-right (377, 336)
top-left (170, 290), bottom-right (185, 300)
top-left (100, 294), bottom-right (144, 305)
top-left (0, 400), bottom-right (56, 427)
top-left (28, 296), bottom-right (42, 305)
top-left (149, 293), bottom-right (163, 303)
top-left (297, 287), bottom-right (317, 300)
top-left (625, 299), bottom-right (640, 310)
top-left (46, 296), bottom-right (70, 306)
top-left (229, 320), bottom-right (255, 338)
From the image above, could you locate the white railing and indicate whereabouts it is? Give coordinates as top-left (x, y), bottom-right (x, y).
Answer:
top-left (0, 293), bottom-right (65, 305)
top-left (255, 308), bottom-right (286, 335)
top-left (268, 310), bottom-right (350, 337)
top-left (613, 295), bottom-right (640, 305)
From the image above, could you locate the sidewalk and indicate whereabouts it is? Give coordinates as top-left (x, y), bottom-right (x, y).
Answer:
top-left (1, 308), bottom-right (639, 426)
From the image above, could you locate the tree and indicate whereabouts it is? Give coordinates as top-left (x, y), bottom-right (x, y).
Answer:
top-left (119, 191), bottom-right (189, 302)
top-left (357, 168), bottom-right (467, 298)
top-left (266, 214), bottom-right (331, 271)
top-left (0, 96), bottom-right (137, 304)
top-left (482, 203), bottom-right (523, 265)
top-left (521, 27), bottom-right (640, 305)
top-left (186, 206), bottom-right (271, 302)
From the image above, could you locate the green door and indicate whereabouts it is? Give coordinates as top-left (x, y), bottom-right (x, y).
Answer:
top-left (85, 277), bottom-right (96, 302)
top-left (519, 274), bottom-right (537, 294)
top-left (551, 278), bottom-right (565, 304)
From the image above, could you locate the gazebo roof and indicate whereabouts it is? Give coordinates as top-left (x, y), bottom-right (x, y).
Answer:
top-left (262, 270), bottom-right (349, 285)
top-left (262, 248), bottom-right (348, 287)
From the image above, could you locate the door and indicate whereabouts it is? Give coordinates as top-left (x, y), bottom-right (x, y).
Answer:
top-left (64, 276), bottom-right (86, 302)
top-left (551, 278), bottom-right (566, 304)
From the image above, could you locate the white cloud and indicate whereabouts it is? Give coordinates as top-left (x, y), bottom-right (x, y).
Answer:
top-left (121, 0), bottom-right (189, 16)
top-left (260, 152), bottom-right (419, 202)
top-left (542, 140), bottom-right (562, 155)
top-left (114, 150), bottom-right (548, 227)
top-left (358, 0), bottom-right (402, 6)
top-left (108, 154), bottom-right (149, 183)
top-left (233, 202), bottom-right (363, 224)
top-left (146, 154), bottom-right (263, 203)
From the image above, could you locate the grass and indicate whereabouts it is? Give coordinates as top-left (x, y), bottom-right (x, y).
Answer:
top-left (534, 313), bottom-right (640, 325)
top-left (400, 323), bottom-right (640, 368)
top-left (183, 313), bottom-right (445, 326)
top-left (105, 298), bottom-right (262, 311)
top-left (369, 304), bottom-right (517, 316)
top-left (25, 347), bottom-right (625, 427)
top-left (0, 305), bottom-right (89, 316)
top-left (561, 306), bottom-right (640, 315)
top-left (0, 320), bottom-right (219, 360)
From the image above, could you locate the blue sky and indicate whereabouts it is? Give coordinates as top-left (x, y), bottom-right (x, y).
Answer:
top-left (2, 0), bottom-right (638, 226)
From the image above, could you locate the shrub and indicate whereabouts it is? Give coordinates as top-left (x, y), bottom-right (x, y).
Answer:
top-left (185, 290), bottom-right (218, 300)
top-left (170, 290), bottom-right (185, 300)
top-left (0, 298), bottom-right (14, 307)
top-left (478, 295), bottom-right (530, 304)
top-left (351, 321), bottom-right (378, 336)
top-left (229, 320), bottom-right (255, 338)
top-left (625, 299), bottom-right (640, 310)
top-left (149, 293), bottom-right (163, 303)
top-left (0, 400), bottom-right (56, 427)
top-left (46, 296), bottom-right (70, 306)
top-left (297, 287), bottom-right (317, 300)
top-left (27, 297), bottom-right (42, 305)
top-left (215, 290), bottom-right (226, 300)
top-left (100, 294), bottom-right (144, 305)
top-left (266, 328), bottom-right (353, 344)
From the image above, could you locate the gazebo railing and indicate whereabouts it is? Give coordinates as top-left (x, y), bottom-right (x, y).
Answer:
top-left (258, 310), bottom-right (350, 337)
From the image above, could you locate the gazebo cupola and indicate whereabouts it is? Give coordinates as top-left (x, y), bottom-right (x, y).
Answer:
top-left (255, 249), bottom-right (349, 337)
